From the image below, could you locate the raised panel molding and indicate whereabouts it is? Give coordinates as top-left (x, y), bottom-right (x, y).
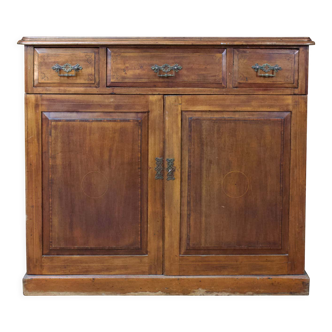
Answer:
top-left (233, 49), bottom-right (299, 88)
top-left (42, 112), bottom-right (148, 255)
top-left (34, 48), bottom-right (100, 87)
top-left (181, 112), bottom-right (291, 255)
top-left (107, 48), bottom-right (227, 88)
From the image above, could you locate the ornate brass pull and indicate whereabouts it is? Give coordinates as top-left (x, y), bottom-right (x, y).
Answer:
top-left (251, 63), bottom-right (282, 77)
top-left (166, 158), bottom-right (175, 181)
top-left (151, 64), bottom-right (182, 77)
top-left (155, 157), bottom-right (164, 180)
top-left (52, 63), bottom-right (83, 77)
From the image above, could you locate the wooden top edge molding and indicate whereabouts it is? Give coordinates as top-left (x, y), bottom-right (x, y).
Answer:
top-left (17, 37), bottom-right (315, 46)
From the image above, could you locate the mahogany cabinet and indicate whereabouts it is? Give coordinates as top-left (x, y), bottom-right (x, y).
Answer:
top-left (18, 37), bottom-right (314, 295)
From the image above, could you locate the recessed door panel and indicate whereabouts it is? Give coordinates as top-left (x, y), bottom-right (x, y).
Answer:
top-left (42, 112), bottom-right (148, 255)
top-left (181, 112), bottom-right (290, 255)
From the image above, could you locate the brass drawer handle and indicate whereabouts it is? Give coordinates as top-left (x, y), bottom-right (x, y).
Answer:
top-left (166, 158), bottom-right (175, 181)
top-left (52, 63), bottom-right (83, 77)
top-left (151, 64), bottom-right (182, 77)
top-left (251, 63), bottom-right (282, 77)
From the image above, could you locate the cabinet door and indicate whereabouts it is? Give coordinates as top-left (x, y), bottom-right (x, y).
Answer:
top-left (26, 95), bottom-right (163, 275)
top-left (165, 95), bottom-right (307, 275)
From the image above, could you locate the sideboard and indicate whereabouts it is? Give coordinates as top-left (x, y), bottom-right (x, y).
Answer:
top-left (18, 37), bottom-right (315, 295)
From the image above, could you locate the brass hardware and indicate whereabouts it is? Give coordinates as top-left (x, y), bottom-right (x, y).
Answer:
top-left (155, 157), bottom-right (164, 180)
top-left (52, 63), bottom-right (83, 77)
top-left (166, 158), bottom-right (175, 181)
top-left (151, 64), bottom-right (182, 77)
top-left (251, 63), bottom-right (282, 77)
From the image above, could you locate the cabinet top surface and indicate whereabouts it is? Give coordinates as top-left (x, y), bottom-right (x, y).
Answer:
top-left (17, 37), bottom-right (315, 46)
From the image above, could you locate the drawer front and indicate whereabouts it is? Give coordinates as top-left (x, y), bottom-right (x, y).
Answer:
top-left (233, 49), bottom-right (299, 88)
top-left (34, 48), bottom-right (99, 87)
top-left (107, 48), bottom-right (227, 87)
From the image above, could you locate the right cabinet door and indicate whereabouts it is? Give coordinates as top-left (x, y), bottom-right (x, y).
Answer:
top-left (164, 95), bottom-right (307, 275)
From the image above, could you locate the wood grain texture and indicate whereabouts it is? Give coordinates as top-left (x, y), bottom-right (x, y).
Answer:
top-left (233, 49), bottom-right (299, 88)
top-left (26, 95), bottom-right (163, 275)
top-left (181, 111), bottom-right (290, 255)
top-left (42, 112), bottom-right (148, 255)
top-left (18, 37), bottom-right (315, 46)
top-left (39, 95), bottom-right (150, 112)
top-left (23, 47), bottom-right (29, 93)
top-left (26, 95), bottom-right (43, 274)
top-left (165, 95), bottom-right (303, 276)
top-left (107, 48), bottom-right (226, 88)
top-left (288, 96), bottom-right (307, 274)
top-left (147, 96), bottom-right (164, 274)
top-left (23, 273), bottom-right (310, 296)
top-left (34, 48), bottom-right (99, 87)
top-left (99, 47), bottom-right (107, 89)
top-left (181, 95), bottom-right (294, 111)
top-left (298, 47), bottom-right (309, 94)
top-left (226, 48), bottom-right (234, 88)
top-left (25, 46), bottom-right (33, 92)
top-left (40, 256), bottom-right (151, 275)
top-left (26, 86), bottom-right (308, 95)
top-left (178, 255), bottom-right (289, 275)
top-left (23, 44), bottom-right (310, 95)
top-left (24, 93), bottom-right (28, 259)
top-left (164, 96), bottom-right (182, 275)
top-left (21, 37), bottom-right (312, 295)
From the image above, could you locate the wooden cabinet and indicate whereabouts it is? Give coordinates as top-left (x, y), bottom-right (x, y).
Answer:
top-left (19, 37), bottom-right (314, 295)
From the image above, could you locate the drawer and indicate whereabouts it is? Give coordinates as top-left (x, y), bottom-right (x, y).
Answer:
top-left (107, 48), bottom-right (227, 87)
top-left (34, 48), bottom-right (99, 87)
top-left (233, 49), bottom-right (299, 88)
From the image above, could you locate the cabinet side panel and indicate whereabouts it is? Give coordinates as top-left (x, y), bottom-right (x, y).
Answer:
top-left (26, 94), bottom-right (43, 274)
top-left (25, 46), bottom-right (34, 93)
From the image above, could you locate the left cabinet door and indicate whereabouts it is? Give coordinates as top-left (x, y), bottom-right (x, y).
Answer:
top-left (26, 95), bottom-right (163, 275)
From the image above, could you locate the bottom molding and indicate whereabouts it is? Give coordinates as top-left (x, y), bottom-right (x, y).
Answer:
top-left (23, 273), bottom-right (309, 296)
